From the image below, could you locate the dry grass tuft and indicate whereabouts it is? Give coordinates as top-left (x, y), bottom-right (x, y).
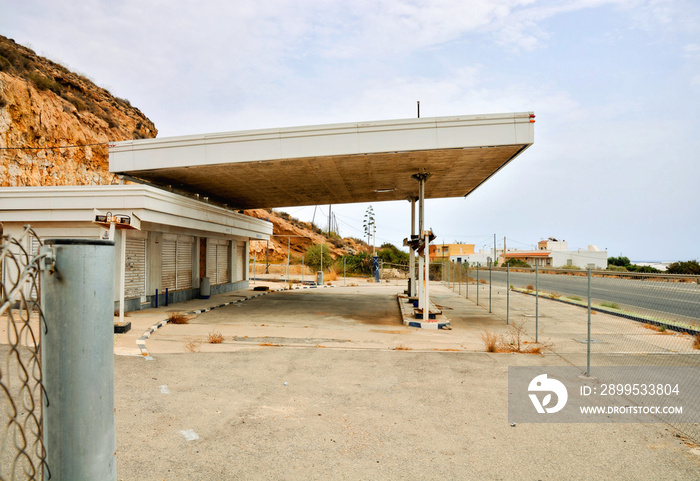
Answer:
top-left (693, 333), bottom-right (700, 350)
top-left (525, 284), bottom-right (535, 291)
top-left (393, 344), bottom-right (412, 351)
top-left (481, 321), bottom-right (552, 355)
top-left (208, 331), bottom-right (224, 344)
top-left (168, 312), bottom-right (190, 324)
top-left (481, 331), bottom-right (499, 352)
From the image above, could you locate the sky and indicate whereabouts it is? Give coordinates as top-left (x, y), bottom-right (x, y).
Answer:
top-left (1, 0), bottom-right (699, 262)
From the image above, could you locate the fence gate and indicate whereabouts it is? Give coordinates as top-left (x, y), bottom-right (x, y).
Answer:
top-left (0, 226), bottom-right (48, 480)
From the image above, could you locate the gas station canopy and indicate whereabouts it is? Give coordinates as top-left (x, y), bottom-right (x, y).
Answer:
top-left (109, 112), bottom-right (534, 209)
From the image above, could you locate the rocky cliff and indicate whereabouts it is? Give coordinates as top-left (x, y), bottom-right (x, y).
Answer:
top-left (0, 35), bottom-right (156, 186)
top-left (245, 208), bottom-right (369, 262)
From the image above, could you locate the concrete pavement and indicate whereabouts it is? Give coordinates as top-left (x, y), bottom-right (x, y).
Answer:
top-left (112, 280), bottom-right (700, 480)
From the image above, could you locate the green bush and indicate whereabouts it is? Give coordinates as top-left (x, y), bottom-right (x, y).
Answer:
top-left (377, 243), bottom-right (409, 265)
top-left (505, 258), bottom-right (530, 268)
top-left (342, 252), bottom-right (373, 275)
top-left (608, 256), bottom-right (631, 267)
top-left (304, 243), bottom-right (333, 272)
top-left (666, 260), bottom-right (700, 275)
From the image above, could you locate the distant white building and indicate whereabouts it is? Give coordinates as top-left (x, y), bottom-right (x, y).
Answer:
top-left (500, 237), bottom-right (608, 269)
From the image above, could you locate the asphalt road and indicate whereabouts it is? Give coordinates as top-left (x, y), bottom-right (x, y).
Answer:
top-left (484, 270), bottom-right (700, 321)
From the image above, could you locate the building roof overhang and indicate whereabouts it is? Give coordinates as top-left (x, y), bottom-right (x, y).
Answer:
top-left (109, 112), bottom-right (535, 209)
top-left (0, 185), bottom-right (272, 240)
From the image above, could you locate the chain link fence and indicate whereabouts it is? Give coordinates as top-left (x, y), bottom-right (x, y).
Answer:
top-left (439, 262), bottom-right (700, 443)
top-left (0, 226), bottom-right (48, 480)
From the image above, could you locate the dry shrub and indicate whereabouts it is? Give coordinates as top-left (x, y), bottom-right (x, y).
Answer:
top-left (208, 331), bottom-right (224, 344)
top-left (549, 292), bottom-right (561, 299)
top-left (481, 331), bottom-right (499, 352)
top-left (479, 279), bottom-right (489, 284)
top-left (393, 344), bottom-right (412, 351)
top-left (525, 284), bottom-right (535, 291)
top-left (692, 333), bottom-right (700, 350)
top-left (481, 321), bottom-right (552, 355)
top-left (168, 312), bottom-right (190, 324)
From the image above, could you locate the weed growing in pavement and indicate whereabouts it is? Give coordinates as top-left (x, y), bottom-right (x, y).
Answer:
top-left (480, 321), bottom-right (552, 355)
top-left (567, 295), bottom-right (582, 301)
top-left (481, 331), bottom-right (499, 353)
top-left (168, 312), bottom-right (190, 324)
top-left (600, 302), bottom-right (620, 309)
top-left (208, 331), bottom-right (224, 344)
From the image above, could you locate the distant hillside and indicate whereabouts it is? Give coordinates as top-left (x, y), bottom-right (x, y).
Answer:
top-left (0, 35), bottom-right (157, 186)
top-left (245, 208), bottom-right (369, 262)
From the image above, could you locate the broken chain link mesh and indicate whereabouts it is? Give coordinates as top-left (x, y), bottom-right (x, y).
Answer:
top-left (0, 226), bottom-right (48, 480)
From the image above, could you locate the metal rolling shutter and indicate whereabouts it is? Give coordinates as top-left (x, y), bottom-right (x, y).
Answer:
top-left (161, 240), bottom-right (177, 290)
top-left (176, 239), bottom-right (193, 289)
top-left (206, 241), bottom-right (229, 285)
top-left (216, 244), bottom-right (229, 284)
top-left (125, 238), bottom-right (146, 298)
top-left (206, 242), bottom-right (217, 281)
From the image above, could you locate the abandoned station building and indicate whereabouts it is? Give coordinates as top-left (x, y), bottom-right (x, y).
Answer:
top-left (0, 184), bottom-right (271, 311)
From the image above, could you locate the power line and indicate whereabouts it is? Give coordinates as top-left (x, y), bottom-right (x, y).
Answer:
top-left (0, 141), bottom-right (110, 150)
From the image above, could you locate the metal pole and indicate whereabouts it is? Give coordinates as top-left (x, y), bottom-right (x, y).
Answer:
top-left (419, 178), bottom-right (425, 312)
top-left (265, 218), bottom-right (269, 274)
top-left (476, 263), bottom-right (480, 305)
top-left (343, 256), bottom-right (346, 286)
top-left (286, 236), bottom-right (291, 284)
top-left (587, 267), bottom-right (592, 376)
top-left (466, 263), bottom-right (469, 299)
top-left (506, 263), bottom-right (510, 325)
top-left (409, 197), bottom-right (416, 297)
top-left (535, 263), bottom-right (539, 343)
top-left (458, 262), bottom-right (461, 295)
top-left (252, 245), bottom-right (257, 284)
top-left (489, 261), bottom-right (492, 313)
top-left (119, 229), bottom-right (126, 323)
top-left (40, 239), bottom-right (117, 481)
top-left (302, 256), bottom-right (305, 284)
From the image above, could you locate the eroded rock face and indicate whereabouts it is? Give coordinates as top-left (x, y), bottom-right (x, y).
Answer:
top-left (0, 35), bottom-right (157, 186)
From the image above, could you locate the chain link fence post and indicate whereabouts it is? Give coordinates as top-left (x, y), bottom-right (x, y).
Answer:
top-left (489, 263), bottom-right (492, 313)
top-left (535, 264), bottom-right (539, 343)
top-left (506, 263), bottom-right (510, 325)
top-left (586, 267), bottom-right (592, 376)
top-left (40, 239), bottom-right (117, 481)
top-left (466, 263), bottom-right (469, 299)
top-left (476, 263), bottom-right (480, 306)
